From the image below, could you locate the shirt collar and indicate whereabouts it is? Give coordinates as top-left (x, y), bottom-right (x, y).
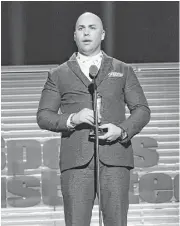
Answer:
top-left (76, 51), bottom-right (103, 63)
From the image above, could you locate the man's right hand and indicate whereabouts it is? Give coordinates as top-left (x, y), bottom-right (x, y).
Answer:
top-left (72, 108), bottom-right (100, 126)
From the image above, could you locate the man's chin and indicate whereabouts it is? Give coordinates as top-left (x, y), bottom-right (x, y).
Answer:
top-left (78, 46), bottom-right (101, 56)
top-left (80, 48), bottom-right (93, 56)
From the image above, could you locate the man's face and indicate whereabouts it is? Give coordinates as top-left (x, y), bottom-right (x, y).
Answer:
top-left (74, 13), bottom-right (105, 56)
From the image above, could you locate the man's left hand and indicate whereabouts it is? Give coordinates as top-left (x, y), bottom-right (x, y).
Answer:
top-left (98, 123), bottom-right (122, 142)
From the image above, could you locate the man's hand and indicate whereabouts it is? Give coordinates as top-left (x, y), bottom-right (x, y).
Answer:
top-left (72, 108), bottom-right (101, 126)
top-left (98, 123), bottom-right (122, 142)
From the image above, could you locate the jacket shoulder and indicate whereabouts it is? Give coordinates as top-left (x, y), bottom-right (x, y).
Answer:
top-left (49, 62), bottom-right (68, 75)
top-left (111, 58), bottom-right (134, 76)
top-left (112, 58), bottom-right (132, 69)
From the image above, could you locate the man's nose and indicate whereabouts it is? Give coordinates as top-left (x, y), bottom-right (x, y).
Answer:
top-left (84, 28), bottom-right (90, 36)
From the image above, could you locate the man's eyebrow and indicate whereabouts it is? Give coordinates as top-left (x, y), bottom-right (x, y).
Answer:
top-left (89, 24), bottom-right (97, 27)
top-left (77, 24), bottom-right (97, 27)
top-left (77, 25), bottom-right (85, 27)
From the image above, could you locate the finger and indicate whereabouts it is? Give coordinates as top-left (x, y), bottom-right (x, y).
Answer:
top-left (99, 124), bottom-right (109, 129)
top-left (107, 137), bottom-right (115, 142)
top-left (84, 117), bottom-right (94, 126)
top-left (84, 121), bottom-right (94, 126)
top-left (86, 115), bottom-right (94, 121)
top-left (98, 132), bottom-right (111, 140)
top-left (87, 110), bottom-right (94, 116)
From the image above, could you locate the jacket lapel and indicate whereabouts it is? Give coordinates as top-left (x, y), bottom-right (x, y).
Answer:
top-left (67, 52), bottom-right (113, 88)
top-left (67, 53), bottom-right (91, 88)
top-left (96, 51), bottom-right (113, 87)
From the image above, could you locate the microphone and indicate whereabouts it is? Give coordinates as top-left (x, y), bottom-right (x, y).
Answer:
top-left (88, 65), bottom-right (99, 94)
top-left (88, 66), bottom-right (103, 226)
top-left (89, 65), bottom-right (99, 80)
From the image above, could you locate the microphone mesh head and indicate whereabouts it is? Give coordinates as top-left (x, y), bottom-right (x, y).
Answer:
top-left (89, 65), bottom-right (99, 78)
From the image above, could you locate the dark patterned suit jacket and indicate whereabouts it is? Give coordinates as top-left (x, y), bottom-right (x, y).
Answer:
top-left (37, 52), bottom-right (151, 172)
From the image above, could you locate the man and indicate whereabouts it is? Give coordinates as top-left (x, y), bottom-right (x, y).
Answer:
top-left (37, 12), bottom-right (150, 226)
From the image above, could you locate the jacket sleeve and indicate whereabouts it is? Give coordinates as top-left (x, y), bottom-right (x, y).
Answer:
top-left (119, 65), bottom-right (151, 143)
top-left (36, 70), bottom-right (70, 132)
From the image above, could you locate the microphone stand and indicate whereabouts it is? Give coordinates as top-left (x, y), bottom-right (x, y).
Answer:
top-left (93, 77), bottom-right (103, 226)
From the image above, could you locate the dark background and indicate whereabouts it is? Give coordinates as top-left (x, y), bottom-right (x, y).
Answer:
top-left (1, 1), bottom-right (179, 65)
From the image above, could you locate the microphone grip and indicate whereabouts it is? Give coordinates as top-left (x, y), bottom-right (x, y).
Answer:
top-left (93, 78), bottom-right (97, 90)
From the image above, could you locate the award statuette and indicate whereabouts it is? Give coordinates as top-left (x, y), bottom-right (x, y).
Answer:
top-left (89, 93), bottom-right (107, 139)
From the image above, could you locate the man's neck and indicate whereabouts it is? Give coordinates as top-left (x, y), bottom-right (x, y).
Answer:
top-left (78, 50), bottom-right (102, 58)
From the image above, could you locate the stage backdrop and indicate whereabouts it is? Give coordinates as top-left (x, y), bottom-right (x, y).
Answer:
top-left (1, 63), bottom-right (179, 226)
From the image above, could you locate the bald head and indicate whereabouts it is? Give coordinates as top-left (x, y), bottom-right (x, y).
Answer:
top-left (74, 12), bottom-right (105, 56)
top-left (75, 12), bottom-right (104, 31)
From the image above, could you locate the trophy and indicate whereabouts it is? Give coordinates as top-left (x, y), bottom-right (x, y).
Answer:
top-left (89, 93), bottom-right (107, 140)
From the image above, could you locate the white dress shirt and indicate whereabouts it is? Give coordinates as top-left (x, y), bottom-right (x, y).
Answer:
top-left (76, 51), bottom-right (103, 81)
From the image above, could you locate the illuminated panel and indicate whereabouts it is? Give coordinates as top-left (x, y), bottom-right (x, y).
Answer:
top-left (1, 63), bottom-right (179, 226)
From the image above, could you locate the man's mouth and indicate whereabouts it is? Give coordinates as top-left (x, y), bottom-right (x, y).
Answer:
top-left (83, 40), bottom-right (92, 44)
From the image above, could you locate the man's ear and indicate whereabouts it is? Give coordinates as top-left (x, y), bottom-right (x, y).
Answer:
top-left (101, 30), bottom-right (105, 41)
top-left (74, 32), bottom-right (76, 41)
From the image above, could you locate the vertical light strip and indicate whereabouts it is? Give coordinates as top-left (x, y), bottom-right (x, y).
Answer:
top-left (8, 2), bottom-right (25, 65)
top-left (101, 2), bottom-right (115, 56)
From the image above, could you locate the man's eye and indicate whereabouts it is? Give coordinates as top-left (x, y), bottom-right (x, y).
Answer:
top-left (91, 27), bottom-right (96, 30)
top-left (78, 27), bottom-right (83, 31)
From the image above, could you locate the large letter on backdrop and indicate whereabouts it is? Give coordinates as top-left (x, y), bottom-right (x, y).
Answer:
top-left (41, 170), bottom-right (63, 206)
top-left (129, 172), bottom-right (139, 204)
top-left (174, 174), bottom-right (179, 201)
top-left (139, 173), bottom-right (173, 203)
top-left (1, 137), bottom-right (6, 170)
top-left (132, 137), bottom-right (159, 168)
top-left (7, 176), bottom-right (41, 207)
top-left (7, 140), bottom-right (41, 175)
top-left (1, 177), bottom-right (6, 208)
